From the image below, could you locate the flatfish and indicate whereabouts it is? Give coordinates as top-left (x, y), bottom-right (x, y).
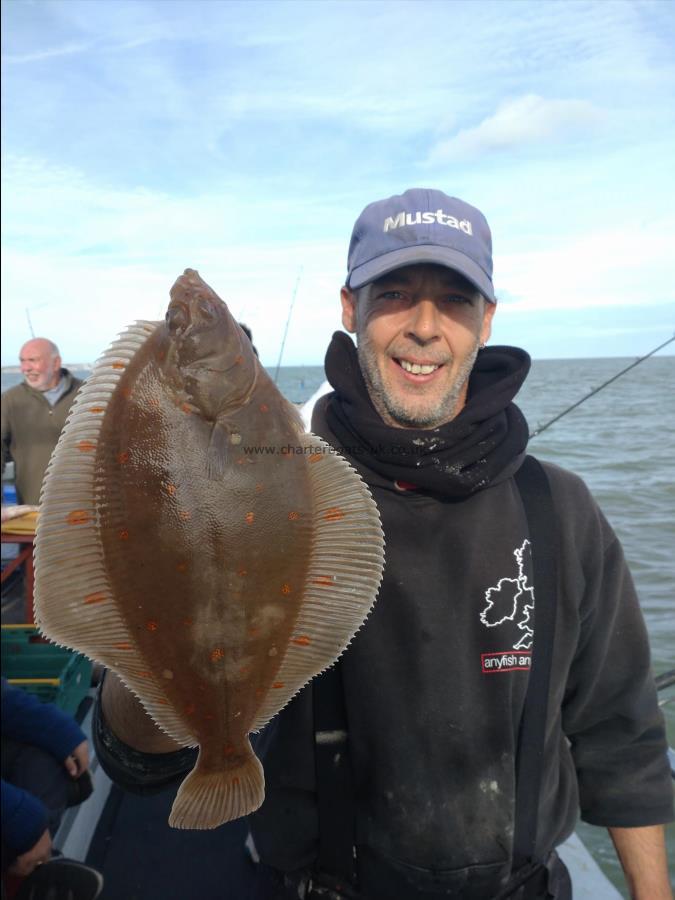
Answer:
top-left (34, 269), bottom-right (384, 829)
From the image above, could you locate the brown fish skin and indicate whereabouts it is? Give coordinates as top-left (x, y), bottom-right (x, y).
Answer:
top-left (34, 269), bottom-right (385, 830)
top-left (97, 271), bottom-right (315, 824)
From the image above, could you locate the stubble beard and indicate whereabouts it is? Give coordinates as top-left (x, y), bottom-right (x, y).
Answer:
top-left (357, 333), bottom-right (481, 429)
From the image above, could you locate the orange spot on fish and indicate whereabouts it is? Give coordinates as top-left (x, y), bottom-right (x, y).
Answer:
top-left (292, 635), bottom-right (311, 646)
top-left (185, 703), bottom-right (196, 715)
top-left (181, 403), bottom-right (192, 414)
top-left (139, 672), bottom-right (152, 679)
top-left (324, 507), bottom-right (345, 521)
top-left (308, 453), bottom-right (323, 464)
top-left (158, 698), bottom-right (169, 705)
top-left (272, 682), bottom-right (285, 689)
top-left (84, 592), bottom-right (106, 605)
top-left (146, 620), bottom-right (159, 632)
top-left (89, 406), bottom-right (105, 414)
top-left (248, 627), bottom-right (260, 637)
top-left (149, 398), bottom-right (160, 408)
top-left (239, 665), bottom-right (251, 676)
top-left (313, 575), bottom-right (334, 586)
top-left (232, 776), bottom-right (240, 786)
top-left (259, 403), bottom-right (269, 413)
top-left (245, 512), bottom-right (255, 525)
top-left (176, 562), bottom-right (188, 573)
top-left (237, 567), bottom-right (248, 577)
top-left (281, 583), bottom-right (292, 595)
top-left (182, 616), bottom-right (193, 626)
top-left (77, 440), bottom-right (96, 453)
top-left (121, 387), bottom-right (132, 399)
top-left (288, 511), bottom-right (300, 521)
top-left (210, 648), bottom-right (224, 662)
top-left (166, 483), bottom-right (177, 495)
top-left (67, 510), bottom-right (90, 526)
top-left (112, 642), bottom-right (133, 650)
top-left (111, 361), bottom-right (126, 370)
top-left (119, 529), bottom-right (129, 540)
top-left (117, 451), bottom-right (129, 464)
top-left (234, 355), bottom-right (243, 365)
top-left (179, 510), bottom-right (191, 521)
top-left (255, 483), bottom-right (264, 493)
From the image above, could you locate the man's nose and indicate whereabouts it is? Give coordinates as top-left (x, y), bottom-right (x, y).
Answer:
top-left (406, 299), bottom-right (441, 343)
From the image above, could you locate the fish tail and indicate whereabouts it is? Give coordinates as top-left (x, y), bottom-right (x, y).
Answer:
top-left (168, 745), bottom-right (264, 829)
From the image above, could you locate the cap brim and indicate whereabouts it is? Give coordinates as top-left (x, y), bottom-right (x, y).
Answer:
top-left (347, 245), bottom-right (495, 302)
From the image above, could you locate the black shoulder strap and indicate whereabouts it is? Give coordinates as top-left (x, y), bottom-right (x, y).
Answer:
top-left (512, 455), bottom-right (559, 870)
top-left (313, 660), bottom-right (357, 889)
top-left (312, 455), bottom-right (558, 887)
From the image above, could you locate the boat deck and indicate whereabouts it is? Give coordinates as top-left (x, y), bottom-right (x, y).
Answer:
top-left (86, 783), bottom-right (252, 899)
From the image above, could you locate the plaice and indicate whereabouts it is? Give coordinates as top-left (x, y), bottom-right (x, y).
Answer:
top-left (33, 268), bottom-right (385, 829)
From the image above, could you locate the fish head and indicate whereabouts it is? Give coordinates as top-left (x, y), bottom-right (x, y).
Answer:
top-left (164, 268), bottom-right (258, 418)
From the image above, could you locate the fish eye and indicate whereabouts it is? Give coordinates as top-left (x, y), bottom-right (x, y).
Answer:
top-left (166, 304), bottom-right (189, 333)
top-left (197, 297), bottom-right (217, 320)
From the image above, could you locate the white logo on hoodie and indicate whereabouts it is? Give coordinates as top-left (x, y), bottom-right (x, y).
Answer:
top-left (479, 540), bottom-right (535, 651)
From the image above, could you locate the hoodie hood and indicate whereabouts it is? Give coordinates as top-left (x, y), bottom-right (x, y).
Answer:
top-left (313, 331), bottom-right (530, 498)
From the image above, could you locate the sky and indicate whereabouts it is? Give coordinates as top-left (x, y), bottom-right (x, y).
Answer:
top-left (2, 0), bottom-right (674, 367)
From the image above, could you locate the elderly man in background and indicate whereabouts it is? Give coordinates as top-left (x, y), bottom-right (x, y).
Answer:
top-left (1, 338), bottom-right (83, 505)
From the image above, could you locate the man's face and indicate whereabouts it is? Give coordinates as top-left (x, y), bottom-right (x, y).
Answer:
top-left (20, 340), bottom-right (61, 392)
top-left (341, 264), bottom-right (496, 429)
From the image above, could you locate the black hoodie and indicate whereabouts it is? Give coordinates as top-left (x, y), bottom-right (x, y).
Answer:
top-left (249, 335), bottom-right (672, 898)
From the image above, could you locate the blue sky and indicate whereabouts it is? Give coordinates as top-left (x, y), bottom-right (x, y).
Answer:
top-left (2, 0), bottom-right (674, 367)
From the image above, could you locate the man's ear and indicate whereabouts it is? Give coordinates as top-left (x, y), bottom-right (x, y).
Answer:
top-left (480, 299), bottom-right (496, 346)
top-left (340, 286), bottom-right (357, 334)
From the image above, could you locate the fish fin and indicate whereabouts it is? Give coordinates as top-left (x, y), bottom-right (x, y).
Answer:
top-left (251, 435), bottom-right (384, 732)
top-left (169, 743), bottom-right (264, 829)
top-left (33, 320), bottom-right (196, 747)
top-left (206, 421), bottom-right (229, 480)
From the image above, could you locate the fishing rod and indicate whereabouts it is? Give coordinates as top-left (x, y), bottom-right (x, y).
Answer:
top-left (273, 267), bottom-right (303, 384)
top-left (529, 334), bottom-right (675, 439)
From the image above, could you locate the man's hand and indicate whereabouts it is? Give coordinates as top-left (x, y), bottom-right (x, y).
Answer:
top-left (8, 828), bottom-right (52, 877)
top-left (608, 824), bottom-right (673, 900)
top-left (63, 739), bottom-right (89, 777)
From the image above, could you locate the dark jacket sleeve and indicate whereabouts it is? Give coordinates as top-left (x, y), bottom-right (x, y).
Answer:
top-left (552, 470), bottom-right (674, 827)
top-left (1, 778), bottom-right (49, 855)
top-left (1, 679), bottom-right (86, 763)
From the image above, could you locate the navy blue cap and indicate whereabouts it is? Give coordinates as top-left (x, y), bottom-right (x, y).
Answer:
top-left (346, 188), bottom-right (495, 302)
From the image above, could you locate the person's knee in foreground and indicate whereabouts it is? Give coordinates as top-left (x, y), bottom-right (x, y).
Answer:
top-left (1, 679), bottom-right (102, 898)
top-left (95, 189), bottom-right (673, 900)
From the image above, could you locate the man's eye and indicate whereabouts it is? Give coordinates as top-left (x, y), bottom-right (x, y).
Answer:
top-left (380, 291), bottom-right (405, 301)
top-left (443, 294), bottom-right (473, 305)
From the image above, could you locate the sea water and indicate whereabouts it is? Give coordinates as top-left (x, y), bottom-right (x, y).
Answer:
top-left (2, 356), bottom-right (673, 894)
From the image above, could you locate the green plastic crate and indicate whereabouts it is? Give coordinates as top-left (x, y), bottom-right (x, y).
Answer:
top-left (1, 625), bottom-right (92, 716)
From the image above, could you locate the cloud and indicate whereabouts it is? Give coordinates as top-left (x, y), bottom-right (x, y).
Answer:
top-left (495, 220), bottom-right (675, 312)
top-left (427, 94), bottom-right (603, 163)
top-left (1, 41), bottom-right (95, 64)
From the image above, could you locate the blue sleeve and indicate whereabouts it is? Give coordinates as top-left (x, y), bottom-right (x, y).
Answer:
top-left (1, 679), bottom-right (86, 763)
top-left (1, 778), bottom-right (48, 855)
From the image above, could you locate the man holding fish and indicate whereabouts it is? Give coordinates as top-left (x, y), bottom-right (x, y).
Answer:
top-left (35, 190), bottom-right (671, 899)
